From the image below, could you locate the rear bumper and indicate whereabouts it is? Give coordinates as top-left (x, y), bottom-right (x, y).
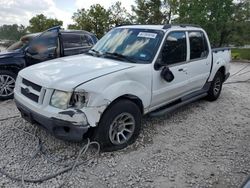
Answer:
top-left (15, 100), bottom-right (89, 142)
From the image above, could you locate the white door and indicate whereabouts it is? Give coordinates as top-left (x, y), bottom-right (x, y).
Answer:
top-left (186, 31), bottom-right (212, 92)
top-left (151, 31), bottom-right (191, 109)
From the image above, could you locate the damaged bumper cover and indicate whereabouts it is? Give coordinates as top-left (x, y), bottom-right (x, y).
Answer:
top-left (15, 100), bottom-right (89, 142)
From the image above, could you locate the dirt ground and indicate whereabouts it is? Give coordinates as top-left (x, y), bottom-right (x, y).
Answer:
top-left (0, 62), bottom-right (249, 188)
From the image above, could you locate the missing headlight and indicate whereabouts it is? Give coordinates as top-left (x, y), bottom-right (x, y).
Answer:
top-left (69, 91), bottom-right (88, 109)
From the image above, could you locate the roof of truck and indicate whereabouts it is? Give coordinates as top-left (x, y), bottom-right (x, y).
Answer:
top-left (60, 29), bottom-right (96, 36)
top-left (118, 24), bottom-right (202, 31)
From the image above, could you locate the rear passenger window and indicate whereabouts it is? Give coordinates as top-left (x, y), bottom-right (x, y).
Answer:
top-left (189, 31), bottom-right (209, 60)
top-left (162, 31), bottom-right (187, 65)
top-left (62, 33), bottom-right (92, 49)
top-left (82, 35), bottom-right (94, 46)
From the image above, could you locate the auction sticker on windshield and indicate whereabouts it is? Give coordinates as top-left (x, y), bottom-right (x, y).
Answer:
top-left (137, 32), bottom-right (157, 39)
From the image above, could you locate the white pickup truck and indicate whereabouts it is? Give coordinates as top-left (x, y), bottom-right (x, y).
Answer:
top-left (14, 25), bottom-right (231, 151)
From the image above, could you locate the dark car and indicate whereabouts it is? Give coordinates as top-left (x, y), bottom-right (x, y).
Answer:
top-left (0, 26), bottom-right (98, 100)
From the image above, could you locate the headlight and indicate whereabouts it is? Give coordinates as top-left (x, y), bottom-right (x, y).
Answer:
top-left (50, 90), bottom-right (72, 109)
top-left (69, 91), bottom-right (88, 109)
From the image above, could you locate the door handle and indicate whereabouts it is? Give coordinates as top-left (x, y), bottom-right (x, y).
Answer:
top-left (178, 68), bottom-right (187, 72)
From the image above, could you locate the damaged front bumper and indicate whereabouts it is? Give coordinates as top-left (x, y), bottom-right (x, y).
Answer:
top-left (15, 100), bottom-right (89, 142)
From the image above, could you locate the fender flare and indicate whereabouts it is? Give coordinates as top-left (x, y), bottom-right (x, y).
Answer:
top-left (208, 58), bottom-right (226, 82)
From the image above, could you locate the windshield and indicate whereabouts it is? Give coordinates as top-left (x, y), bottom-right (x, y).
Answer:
top-left (7, 35), bottom-right (35, 51)
top-left (7, 40), bottom-right (29, 51)
top-left (91, 28), bottom-right (164, 64)
top-left (7, 30), bottom-right (56, 51)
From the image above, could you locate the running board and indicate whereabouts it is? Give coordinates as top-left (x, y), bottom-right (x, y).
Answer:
top-left (149, 93), bottom-right (207, 117)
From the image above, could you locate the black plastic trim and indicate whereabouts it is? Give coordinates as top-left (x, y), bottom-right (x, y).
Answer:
top-left (15, 100), bottom-right (89, 142)
top-left (149, 82), bottom-right (210, 117)
top-left (212, 47), bottom-right (231, 53)
top-left (163, 24), bottom-right (201, 29)
top-left (22, 78), bottom-right (42, 92)
top-left (21, 87), bottom-right (39, 102)
top-left (224, 72), bottom-right (230, 82)
top-left (149, 92), bottom-right (207, 117)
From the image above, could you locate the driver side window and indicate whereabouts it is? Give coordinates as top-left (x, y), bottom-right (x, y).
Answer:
top-left (27, 31), bottom-right (58, 60)
top-left (162, 31), bottom-right (187, 65)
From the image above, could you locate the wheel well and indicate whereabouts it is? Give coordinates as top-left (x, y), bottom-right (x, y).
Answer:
top-left (218, 66), bottom-right (226, 81)
top-left (0, 66), bottom-right (19, 75)
top-left (86, 94), bottom-right (144, 138)
top-left (113, 94), bottom-right (144, 114)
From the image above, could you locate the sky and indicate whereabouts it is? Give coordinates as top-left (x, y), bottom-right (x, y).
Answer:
top-left (0, 0), bottom-right (135, 28)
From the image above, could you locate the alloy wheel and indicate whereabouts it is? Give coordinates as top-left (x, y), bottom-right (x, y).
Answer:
top-left (213, 77), bottom-right (221, 96)
top-left (0, 75), bottom-right (15, 97)
top-left (109, 112), bottom-right (135, 145)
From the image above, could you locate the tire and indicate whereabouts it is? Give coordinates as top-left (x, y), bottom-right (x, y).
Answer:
top-left (0, 70), bottom-right (17, 100)
top-left (92, 99), bottom-right (142, 152)
top-left (206, 71), bottom-right (223, 101)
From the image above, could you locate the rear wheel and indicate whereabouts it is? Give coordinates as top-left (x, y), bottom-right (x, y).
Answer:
top-left (206, 71), bottom-right (223, 101)
top-left (0, 70), bottom-right (16, 100)
top-left (93, 99), bottom-right (142, 151)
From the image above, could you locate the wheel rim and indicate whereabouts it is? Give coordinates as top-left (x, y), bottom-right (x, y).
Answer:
top-left (0, 74), bottom-right (15, 97)
top-left (109, 112), bottom-right (135, 145)
top-left (213, 77), bottom-right (221, 96)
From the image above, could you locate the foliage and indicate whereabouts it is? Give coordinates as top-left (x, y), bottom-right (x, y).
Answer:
top-left (175, 0), bottom-right (250, 47)
top-left (0, 24), bottom-right (27, 41)
top-left (229, 0), bottom-right (250, 46)
top-left (70, 4), bottom-right (110, 38)
top-left (232, 48), bottom-right (250, 60)
top-left (132, 0), bottom-right (178, 24)
top-left (70, 2), bottom-right (131, 38)
top-left (27, 14), bottom-right (63, 33)
top-left (108, 2), bottom-right (133, 27)
top-left (132, 0), bottom-right (250, 47)
top-left (1, 0), bottom-right (249, 48)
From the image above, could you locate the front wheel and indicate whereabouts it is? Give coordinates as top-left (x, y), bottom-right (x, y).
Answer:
top-left (0, 70), bottom-right (16, 100)
top-left (92, 99), bottom-right (142, 151)
top-left (206, 71), bottom-right (223, 101)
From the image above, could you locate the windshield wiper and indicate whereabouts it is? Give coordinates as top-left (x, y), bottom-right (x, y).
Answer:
top-left (103, 52), bottom-right (137, 63)
top-left (87, 49), bottom-right (101, 56)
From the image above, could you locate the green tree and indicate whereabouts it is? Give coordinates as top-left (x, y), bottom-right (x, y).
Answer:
top-left (176, 0), bottom-right (250, 47)
top-left (70, 8), bottom-right (91, 30)
top-left (0, 24), bottom-right (27, 41)
top-left (109, 1), bottom-right (133, 27)
top-left (162, 0), bottom-right (179, 23)
top-left (71, 4), bottom-right (110, 38)
top-left (88, 4), bottom-right (110, 37)
top-left (28, 14), bottom-right (63, 33)
top-left (229, 0), bottom-right (250, 46)
top-left (132, 0), bottom-right (149, 24)
top-left (147, 0), bottom-right (164, 24)
top-left (132, 0), bottom-right (178, 24)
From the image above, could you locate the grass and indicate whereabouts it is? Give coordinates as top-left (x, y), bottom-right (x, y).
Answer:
top-left (231, 48), bottom-right (250, 61)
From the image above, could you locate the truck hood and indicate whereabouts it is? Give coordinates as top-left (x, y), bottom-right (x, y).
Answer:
top-left (19, 54), bottom-right (135, 91)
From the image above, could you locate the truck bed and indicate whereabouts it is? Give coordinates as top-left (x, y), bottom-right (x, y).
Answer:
top-left (208, 47), bottom-right (231, 82)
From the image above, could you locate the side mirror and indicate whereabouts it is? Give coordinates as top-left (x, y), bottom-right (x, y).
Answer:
top-left (161, 67), bottom-right (175, 82)
top-left (155, 46), bottom-right (169, 70)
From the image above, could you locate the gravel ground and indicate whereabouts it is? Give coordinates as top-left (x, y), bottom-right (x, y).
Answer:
top-left (0, 62), bottom-right (249, 188)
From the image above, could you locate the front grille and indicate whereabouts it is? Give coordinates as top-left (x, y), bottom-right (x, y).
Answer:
top-left (20, 78), bottom-right (44, 103)
top-left (21, 88), bottom-right (39, 102)
top-left (22, 78), bottom-right (42, 92)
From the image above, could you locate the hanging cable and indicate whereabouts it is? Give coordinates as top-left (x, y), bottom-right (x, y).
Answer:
top-left (0, 119), bottom-right (100, 188)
